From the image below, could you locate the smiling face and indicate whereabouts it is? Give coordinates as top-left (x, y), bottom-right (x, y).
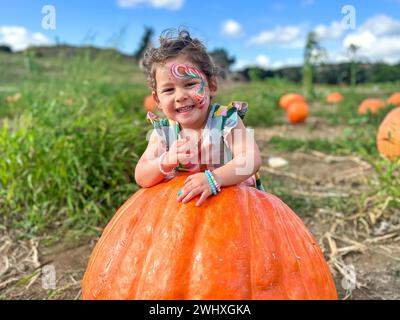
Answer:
top-left (152, 56), bottom-right (217, 130)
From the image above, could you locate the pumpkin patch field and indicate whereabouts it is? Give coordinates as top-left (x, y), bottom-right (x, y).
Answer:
top-left (0, 49), bottom-right (399, 300)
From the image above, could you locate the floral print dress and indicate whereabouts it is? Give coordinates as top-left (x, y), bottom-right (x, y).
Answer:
top-left (146, 101), bottom-right (265, 191)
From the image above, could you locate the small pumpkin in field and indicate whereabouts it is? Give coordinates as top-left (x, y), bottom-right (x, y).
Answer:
top-left (287, 101), bottom-right (309, 124)
top-left (143, 95), bottom-right (157, 112)
top-left (326, 92), bottom-right (343, 104)
top-left (377, 107), bottom-right (400, 161)
top-left (358, 98), bottom-right (386, 115)
top-left (279, 93), bottom-right (305, 110)
top-left (82, 173), bottom-right (337, 300)
top-left (387, 93), bottom-right (400, 106)
top-left (5, 93), bottom-right (21, 104)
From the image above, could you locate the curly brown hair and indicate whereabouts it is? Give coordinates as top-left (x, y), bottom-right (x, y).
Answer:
top-left (142, 28), bottom-right (219, 92)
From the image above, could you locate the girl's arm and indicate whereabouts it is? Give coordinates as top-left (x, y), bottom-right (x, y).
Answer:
top-left (211, 117), bottom-right (262, 187)
top-left (134, 130), bottom-right (191, 188)
top-left (134, 130), bottom-right (175, 188)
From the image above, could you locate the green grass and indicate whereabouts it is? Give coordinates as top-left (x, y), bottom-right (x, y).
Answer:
top-left (216, 81), bottom-right (291, 127)
top-left (261, 176), bottom-right (360, 220)
top-left (0, 48), bottom-right (152, 238)
top-left (0, 48), bottom-right (399, 239)
top-left (268, 127), bottom-right (378, 156)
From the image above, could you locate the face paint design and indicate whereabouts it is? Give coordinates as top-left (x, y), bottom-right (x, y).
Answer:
top-left (170, 63), bottom-right (210, 109)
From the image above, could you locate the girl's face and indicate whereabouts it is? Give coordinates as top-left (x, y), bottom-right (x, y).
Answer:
top-left (152, 56), bottom-right (216, 129)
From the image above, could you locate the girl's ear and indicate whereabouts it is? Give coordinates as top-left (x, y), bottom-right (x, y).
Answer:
top-left (152, 91), bottom-right (161, 109)
top-left (209, 77), bottom-right (218, 97)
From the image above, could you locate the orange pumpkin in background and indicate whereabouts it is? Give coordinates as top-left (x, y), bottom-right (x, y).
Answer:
top-left (358, 98), bottom-right (386, 115)
top-left (387, 93), bottom-right (400, 106)
top-left (82, 173), bottom-right (337, 300)
top-left (326, 92), bottom-right (343, 104)
top-left (287, 101), bottom-right (309, 124)
top-left (279, 93), bottom-right (305, 110)
top-left (377, 107), bottom-right (400, 161)
top-left (143, 95), bottom-right (157, 112)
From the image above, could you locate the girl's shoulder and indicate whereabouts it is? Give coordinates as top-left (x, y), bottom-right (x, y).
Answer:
top-left (212, 101), bottom-right (248, 120)
top-left (146, 111), bottom-right (172, 127)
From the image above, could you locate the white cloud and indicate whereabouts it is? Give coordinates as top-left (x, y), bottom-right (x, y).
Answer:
top-left (117, 0), bottom-right (184, 10)
top-left (314, 21), bottom-right (344, 41)
top-left (232, 55), bottom-right (300, 71)
top-left (360, 14), bottom-right (400, 36)
top-left (0, 26), bottom-right (52, 51)
top-left (255, 54), bottom-right (271, 68)
top-left (247, 25), bottom-right (303, 47)
top-left (342, 15), bottom-right (400, 63)
top-left (221, 20), bottom-right (244, 37)
top-left (232, 59), bottom-right (251, 71)
top-left (270, 58), bottom-right (302, 69)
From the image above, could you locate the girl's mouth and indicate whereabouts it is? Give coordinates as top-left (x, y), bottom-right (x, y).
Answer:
top-left (176, 105), bottom-right (195, 113)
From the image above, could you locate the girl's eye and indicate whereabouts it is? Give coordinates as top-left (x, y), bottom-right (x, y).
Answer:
top-left (186, 83), bottom-right (197, 87)
top-left (162, 88), bottom-right (173, 93)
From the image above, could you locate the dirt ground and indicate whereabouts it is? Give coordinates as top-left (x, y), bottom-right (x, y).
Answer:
top-left (1, 115), bottom-right (399, 300)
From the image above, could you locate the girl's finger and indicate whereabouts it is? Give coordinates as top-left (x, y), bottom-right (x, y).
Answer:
top-left (196, 191), bottom-right (209, 207)
top-left (177, 187), bottom-right (188, 201)
top-left (184, 176), bottom-right (192, 184)
top-left (176, 138), bottom-right (188, 144)
top-left (181, 187), bottom-right (200, 204)
top-left (177, 183), bottom-right (194, 201)
top-left (177, 153), bottom-right (192, 164)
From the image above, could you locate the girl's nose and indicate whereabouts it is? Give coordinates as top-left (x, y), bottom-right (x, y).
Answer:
top-left (175, 88), bottom-right (189, 103)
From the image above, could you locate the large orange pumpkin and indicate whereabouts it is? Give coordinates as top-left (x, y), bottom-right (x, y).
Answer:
top-left (377, 107), bottom-right (400, 161)
top-left (143, 95), bottom-right (157, 112)
top-left (358, 98), bottom-right (386, 115)
top-left (388, 93), bottom-right (400, 106)
top-left (279, 93), bottom-right (305, 110)
top-left (82, 173), bottom-right (337, 300)
top-left (287, 101), bottom-right (309, 124)
top-left (326, 92), bottom-right (343, 104)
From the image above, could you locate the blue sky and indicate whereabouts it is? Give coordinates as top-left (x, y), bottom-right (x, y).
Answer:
top-left (1, 0), bottom-right (400, 69)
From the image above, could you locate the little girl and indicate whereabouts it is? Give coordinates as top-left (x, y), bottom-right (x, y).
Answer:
top-left (135, 29), bottom-right (265, 206)
top-left (82, 29), bottom-right (338, 300)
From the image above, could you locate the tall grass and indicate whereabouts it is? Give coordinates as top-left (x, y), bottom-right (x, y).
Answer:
top-left (0, 48), bottom-right (151, 238)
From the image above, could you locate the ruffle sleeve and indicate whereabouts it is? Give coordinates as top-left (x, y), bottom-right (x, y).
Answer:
top-left (146, 111), bottom-right (174, 149)
top-left (214, 101), bottom-right (248, 146)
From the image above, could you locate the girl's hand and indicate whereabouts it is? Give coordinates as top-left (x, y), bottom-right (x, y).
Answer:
top-left (177, 172), bottom-right (213, 207)
top-left (162, 137), bottom-right (196, 169)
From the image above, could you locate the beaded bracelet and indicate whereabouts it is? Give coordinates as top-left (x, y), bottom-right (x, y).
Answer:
top-left (158, 151), bottom-right (174, 175)
top-left (207, 170), bottom-right (221, 193)
top-left (204, 170), bottom-right (215, 195)
top-left (205, 170), bottom-right (220, 195)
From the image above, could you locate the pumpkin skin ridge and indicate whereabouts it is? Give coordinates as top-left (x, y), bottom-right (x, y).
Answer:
top-left (235, 186), bottom-right (253, 299)
top-left (82, 188), bottom-right (146, 299)
top-left (265, 193), bottom-right (308, 299)
top-left (273, 197), bottom-right (319, 299)
top-left (247, 189), bottom-right (284, 299)
top-left (185, 186), bottom-right (249, 299)
top-left (247, 190), bottom-right (289, 299)
top-left (276, 197), bottom-right (335, 299)
top-left (132, 181), bottom-right (186, 299)
top-left (287, 198), bottom-right (337, 299)
top-left (95, 188), bottom-right (152, 299)
top-left (133, 174), bottom-right (213, 299)
top-left (294, 205), bottom-right (338, 299)
top-left (289, 214), bottom-right (336, 299)
top-left (181, 201), bottom-right (207, 300)
top-left (112, 195), bottom-right (152, 299)
top-left (243, 187), bottom-right (254, 300)
top-left (126, 186), bottom-right (168, 299)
